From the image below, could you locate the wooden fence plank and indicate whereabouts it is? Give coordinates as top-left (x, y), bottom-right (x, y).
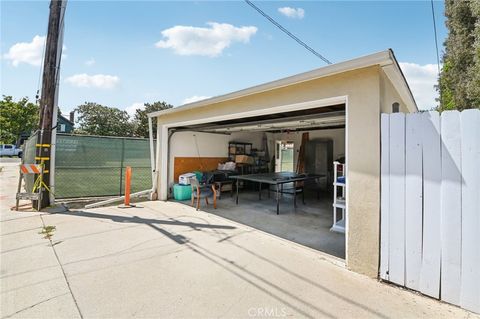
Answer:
top-left (388, 113), bottom-right (406, 286)
top-left (460, 110), bottom-right (480, 313)
top-left (440, 111), bottom-right (462, 305)
top-left (380, 114), bottom-right (390, 280)
top-left (405, 113), bottom-right (423, 291)
top-left (419, 111), bottom-right (441, 298)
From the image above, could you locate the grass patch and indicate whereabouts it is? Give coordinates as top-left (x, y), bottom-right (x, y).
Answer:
top-left (40, 225), bottom-right (56, 239)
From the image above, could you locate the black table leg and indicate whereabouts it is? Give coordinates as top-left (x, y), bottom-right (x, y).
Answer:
top-left (294, 189), bottom-right (297, 208)
top-left (276, 184), bottom-right (280, 215)
top-left (259, 182), bottom-right (262, 200)
top-left (236, 179), bottom-right (239, 205)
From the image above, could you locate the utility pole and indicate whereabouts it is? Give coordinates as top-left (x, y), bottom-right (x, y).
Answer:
top-left (35, 0), bottom-right (66, 209)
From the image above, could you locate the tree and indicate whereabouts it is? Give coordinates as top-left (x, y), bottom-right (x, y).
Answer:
top-left (0, 95), bottom-right (39, 144)
top-left (75, 102), bottom-right (134, 137)
top-left (438, 0), bottom-right (480, 111)
top-left (132, 101), bottom-right (173, 138)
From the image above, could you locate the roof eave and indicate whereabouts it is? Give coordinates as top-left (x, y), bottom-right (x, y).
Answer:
top-left (381, 49), bottom-right (419, 112)
top-left (148, 49), bottom-right (418, 117)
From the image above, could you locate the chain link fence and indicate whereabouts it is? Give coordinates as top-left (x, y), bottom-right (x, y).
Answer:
top-left (54, 134), bottom-right (153, 198)
top-left (21, 133), bottom-right (153, 198)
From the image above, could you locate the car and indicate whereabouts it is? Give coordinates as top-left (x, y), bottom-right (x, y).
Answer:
top-left (0, 144), bottom-right (22, 158)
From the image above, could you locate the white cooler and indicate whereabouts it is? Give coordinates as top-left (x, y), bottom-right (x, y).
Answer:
top-left (179, 173), bottom-right (196, 185)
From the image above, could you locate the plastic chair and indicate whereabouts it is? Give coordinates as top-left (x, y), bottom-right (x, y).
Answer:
top-left (190, 178), bottom-right (217, 211)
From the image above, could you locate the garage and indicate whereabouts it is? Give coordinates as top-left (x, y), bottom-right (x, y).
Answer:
top-left (169, 105), bottom-right (346, 259)
top-left (149, 49), bottom-right (417, 277)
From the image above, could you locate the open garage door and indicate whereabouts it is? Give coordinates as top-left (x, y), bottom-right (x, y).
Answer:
top-left (161, 102), bottom-right (347, 260)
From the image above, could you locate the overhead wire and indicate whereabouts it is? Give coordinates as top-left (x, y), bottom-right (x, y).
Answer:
top-left (244, 0), bottom-right (332, 65)
top-left (36, 21), bottom-right (49, 104)
top-left (430, 0), bottom-right (441, 107)
top-left (430, 0), bottom-right (441, 76)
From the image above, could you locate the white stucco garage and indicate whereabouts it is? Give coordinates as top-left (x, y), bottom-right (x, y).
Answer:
top-left (148, 49), bottom-right (417, 277)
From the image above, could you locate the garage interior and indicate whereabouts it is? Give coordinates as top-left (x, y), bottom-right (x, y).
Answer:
top-left (168, 104), bottom-right (346, 260)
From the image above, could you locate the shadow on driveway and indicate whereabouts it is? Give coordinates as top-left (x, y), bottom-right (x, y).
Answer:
top-left (52, 209), bottom-right (236, 245)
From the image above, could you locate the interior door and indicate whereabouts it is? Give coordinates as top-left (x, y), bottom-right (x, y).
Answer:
top-left (275, 141), bottom-right (294, 172)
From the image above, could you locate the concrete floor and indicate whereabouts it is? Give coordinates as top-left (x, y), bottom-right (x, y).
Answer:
top-left (177, 188), bottom-right (345, 259)
top-left (1, 161), bottom-right (478, 318)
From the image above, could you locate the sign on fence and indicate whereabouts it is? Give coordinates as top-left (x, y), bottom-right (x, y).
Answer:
top-left (380, 110), bottom-right (479, 313)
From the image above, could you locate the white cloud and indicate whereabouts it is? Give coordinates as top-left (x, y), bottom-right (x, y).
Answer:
top-left (65, 73), bottom-right (120, 89)
top-left (85, 58), bottom-right (95, 66)
top-left (125, 102), bottom-right (144, 116)
top-left (278, 7), bottom-right (305, 19)
top-left (399, 62), bottom-right (439, 110)
top-left (3, 35), bottom-right (45, 66)
top-left (155, 22), bottom-right (257, 57)
top-left (182, 95), bottom-right (211, 105)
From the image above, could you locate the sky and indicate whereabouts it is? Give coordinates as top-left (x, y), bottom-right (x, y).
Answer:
top-left (1, 1), bottom-right (447, 115)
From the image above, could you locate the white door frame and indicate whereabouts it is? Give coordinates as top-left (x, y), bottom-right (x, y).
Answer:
top-left (154, 94), bottom-right (349, 262)
top-left (275, 140), bottom-right (295, 172)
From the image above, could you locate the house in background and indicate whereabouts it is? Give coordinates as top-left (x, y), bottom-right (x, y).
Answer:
top-left (57, 112), bottom-right (74, 133)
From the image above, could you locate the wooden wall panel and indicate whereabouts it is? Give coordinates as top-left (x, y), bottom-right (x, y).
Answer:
top-left (440, 111), bottom-right (462, 305)
top-left (460, 110), bottom-right (480, 313)
top-left (380, 110), bottom-right (480, 312)
top-left (174, 157), bottom-right (228, 182)
top-left (419, 111), bottom-right (441, 299)
top-left (379, 114), bottom-right (390, 281)
top-left (405, 113), bottom-right (423, 291)
top-left (388, 113), bottom-right (406, 286)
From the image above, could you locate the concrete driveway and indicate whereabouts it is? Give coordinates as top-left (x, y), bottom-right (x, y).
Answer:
top-left (1, 162), bottom-right (476, 318)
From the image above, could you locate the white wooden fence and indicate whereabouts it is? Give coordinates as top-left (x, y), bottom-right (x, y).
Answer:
top-left (380, 110), bottom-right (479, 313)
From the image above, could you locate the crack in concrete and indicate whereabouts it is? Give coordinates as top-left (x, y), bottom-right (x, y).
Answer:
top-left (39, 215), bottom-right (84, 319)
top-left (1, 292), bottom-right (69, 319)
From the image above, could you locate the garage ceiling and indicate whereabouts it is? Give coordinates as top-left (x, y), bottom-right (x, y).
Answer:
top-left (172, 104), bottom-right (346, 133)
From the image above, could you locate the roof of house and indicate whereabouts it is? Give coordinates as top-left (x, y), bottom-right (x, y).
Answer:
top-left (148, 49), bottom-right (417, 118)
top-left (58, 114), bottom-right (74, 125)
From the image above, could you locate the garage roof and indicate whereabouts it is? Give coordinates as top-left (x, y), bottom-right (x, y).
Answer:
top-left (148, 49), bottom-right (417, 118)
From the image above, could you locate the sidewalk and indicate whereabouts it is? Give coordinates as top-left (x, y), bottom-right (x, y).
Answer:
top-left (1, 162), bottom-right (477, 318)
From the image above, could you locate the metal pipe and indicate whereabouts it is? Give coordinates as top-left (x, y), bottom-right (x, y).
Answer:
top-left (84, 189), bottom-right (151, 209)
top-left (148, 117), bottom-right (155, 192)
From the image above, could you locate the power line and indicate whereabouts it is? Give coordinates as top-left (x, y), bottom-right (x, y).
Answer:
top-left (244, 0), bottom-right (332, 65)
top-left (430, 0), bottom-right (441, 76)
top-left (430, 0), bottom-right (441, 108)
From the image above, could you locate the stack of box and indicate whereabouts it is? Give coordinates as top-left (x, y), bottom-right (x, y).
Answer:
top-left (235, 155), bottom-right (254, 165)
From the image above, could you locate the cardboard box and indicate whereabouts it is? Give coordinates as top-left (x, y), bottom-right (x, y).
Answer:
top-left (235, 155), bottom-right (254, 164)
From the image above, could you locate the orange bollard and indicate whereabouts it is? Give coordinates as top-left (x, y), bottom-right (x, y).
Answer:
top-left (124, 166), bottom-right (132, 206)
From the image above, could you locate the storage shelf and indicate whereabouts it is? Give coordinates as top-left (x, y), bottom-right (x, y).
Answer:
top-left (330, 218), bottom-right (345, 233)
top-left (333, 199), bottom-right (346, 209)
top-left (332, 161), bottom-right (346, 234)
top-left (228, 141), bottom-right (252, 161)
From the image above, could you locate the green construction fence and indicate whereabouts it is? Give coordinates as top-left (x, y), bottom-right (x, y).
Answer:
top-left (22, 133), bottom-right (154, 199)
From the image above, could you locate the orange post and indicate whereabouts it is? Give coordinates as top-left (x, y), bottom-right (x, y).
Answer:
top-left (125, 166), bottom-right (132, 206)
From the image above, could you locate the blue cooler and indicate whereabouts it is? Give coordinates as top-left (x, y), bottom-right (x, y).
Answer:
top-left (173, 184), bottom-right (192, 200)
